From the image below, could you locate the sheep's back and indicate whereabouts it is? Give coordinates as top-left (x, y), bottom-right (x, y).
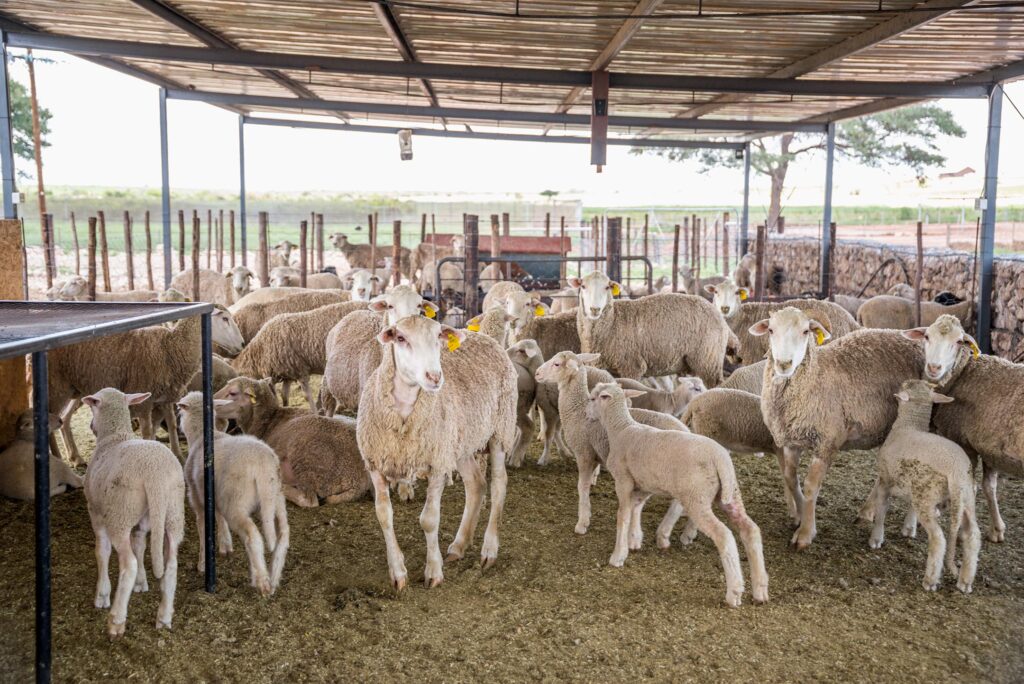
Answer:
top-left (324, 310), bottom-right (386, 411)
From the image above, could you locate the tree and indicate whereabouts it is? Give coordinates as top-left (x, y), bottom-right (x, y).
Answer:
top-left (633, 104), bottom-right (965, 231)
top-left (9, 68), bottom-right (53, 180)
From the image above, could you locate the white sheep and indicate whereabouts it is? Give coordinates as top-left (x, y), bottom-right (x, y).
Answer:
top-left (721, 360), bottom-right (765, 395)
top-left (465, 307), bottom-right (517, 348)
top-left (587, 382), bottom-right (769, 607)
top-left (82, 388), bottom-right (185, 637)
top-left (0, 411), bottom-right (83, 500)
top-left (356, 316), bottom-right (517, 590)
top-left (176, 392), bottom-right (289, 596)
top-left (866, 379), bottom-right (979, 593)
top-left (269, 266), bottom-right (344, 290)
top-left (858, 294), bottom-right (972, 330)
top-left (344, 269), bottom-right (383, 302)
top-left (616, 376), bottom-right (705, 418)
top-left (170, 267), bottom-right (254, 306)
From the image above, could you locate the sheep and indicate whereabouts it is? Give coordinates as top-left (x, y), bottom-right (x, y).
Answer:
top-left (721, 360), bottom-right (765, 395)
top-left (465, 307), bottom-right (517, 347)
top-left (617, 376), bottom-right (705, 418)
top-left (215, 377), bottom-right (370, 507)
top-left (902, 314), bottom-right (1024, 543)
top-left (48, 306), bottom-right (245, 464)
top-left (570, 271), bottom-right (731, 387)
top-left (858, 294), bottom-right (972, 330)
top-left (419, 258), bottom-right (464, 296)
top-left (186, 354), bottom-right (237, 394)
top-left (231, 300), bottom-right (369, 407)
top-left (864, 379), bottom-right (979, 593)
top-left (503, 340), bottom-right (568, 467)
top-left (271, 240), bottom-right (295, 268)
top-left (535, 351), bottom-right (694, 547)
top-left (627, 275), bottom-right (669, 298)
top-left (269, 266), bottom-right (344, 290)
top-left (512, 308), bottom-right (581, 363)
top-left (547, 286), bottom-right (578, 314)
top-left (411, 236), bottom-right (463, 292)
top-left (441, 306), bottom-right (466, 327)
top-left (343, 269), bottom-right (383, 301)
top-left (157, 288), bottom-right (190, 303)
top-left (733, 252), bottom-right (756, 290)
top-left (47, 276), bottom-right (163, 302)
top-left (832, 283), bottom-right (915, 319)
top-left (321, 285), bottom-right (436, 416)
top-left (232, 290), bottom-right (349, 343)
top-left (481, 280), bottom-right (528, 314)
top-left (751, 306), bottom-right (924, 549)
top-left (708, 277), bottom-right (861, 366)
top-left (356, 315), bottom-right (518, 590)
top-left (588, 382), bottom-right (768, 607)
top-left (176, 392), bottom-right (289, 596)
top-left (230, 286), bottom-right (348, 313)
top-left (0, 411), bottom-right (83, 500)
top-left (679, 266), bottom-right (726, 300)
top-left (81, 388), bottom-right (185, 637)
top-left (170, 267), bottom-right (254, 306)
top-left (330, 233), bottom-right (412, 277)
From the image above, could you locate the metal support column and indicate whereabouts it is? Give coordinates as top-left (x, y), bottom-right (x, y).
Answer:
top-left (159, 88), bottom-right (171, 285)
top-left (820, 122), bottom-right (836, 295)
top-left (32, 351), bottom-right (51, 683)
top-left (0, 38), bottom-right (18, 219)
top-left (200, 312), bottom-right (216, 592)
top-left (740, 142), bottom-right (750, 256)
top-left (977, 86), bottom-right (1003, 353)
top-left (238, 115), bottom-right (247, 265)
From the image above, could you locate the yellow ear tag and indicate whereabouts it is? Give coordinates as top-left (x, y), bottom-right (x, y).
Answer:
top-left (814, 329), bottom-right (825, 346)
top-left (968, 340), bottom-right (980, 358)
top-left (466, 318), bottom-right (481, 332)
top-left (534, 305), bottom-right (546, 317)
top-left (447, 332), bottom-right (461, 352)
top-left (245, 390), bottom-right (257, 405)
top-left (610, 283), bottom-right (620, 296)
top-left (739, 290), bottom-right (748, 301)
top-left (423, 305), bottom-right (436, 319)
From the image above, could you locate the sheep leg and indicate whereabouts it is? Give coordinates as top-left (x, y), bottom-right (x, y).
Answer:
top-left (656, 500), bottom-right (685, 549)
top-left (868, 482), bottom-right (890, 550)
top-left (956, 507), bottom-right (980, 594)
top-left (447, 455), bottom-right (484, 561)
top-left (233, 515), bottom-right (271, 596)
top-left (778, 447), bottom-right (803, 526)
top-left (628, 492), bottom-right (652, 550)
top-left (268, 498), bottom-right (290, 592)
top-left (137, 404), bottom-right (154, 439)
top-left (93, 528), bottom-right (112, 609)
top-left (554, 427), bottom-right (573, 461)
top-left (900, 509), bottom-right (918, 539)
top-left (574, 450), bottom-right (600, 535)
top-left (690, 507), bottom-right (745, 608)
top-left (130, 529), bottom-right (149, 593)
top-left (282, 484), bottom-right (319, 508)
top-left (609, 475), bottom-right (636, 568)
top-left (981, 461), bottom-right (1005, 543)
top-left (420, 470), bottom-right (447, 588)
top-left (60, 398), bottom-right (83, 466)
top-left (721, 496), bottom-right (769, 604)
top-left (298, 377), bottom-right (315, 409)
top-left (160, 403), bottom-right (181, 459)
top-left (791, 452), bottom-right (833, 550)
top-left (509, 412), bottom-right (534, 468)
top-left (217, 513), bottom-right (233, 555)
top-left (537, 408), bottom-right (559, 466)
top-left (108, 532), bottom-right (138, 638)
top-left (369, 470), bottom-right (407, 592)
top-left (481, 439), bottom-right (509, 569)
top-left (156, 532), bottom-right (179, 630)
top-left (193, 505), bottom-right (207, 573)
top-left (280, 381), bottom-right (291, 407)
top-left (919, 506), bottom-right (946, 592)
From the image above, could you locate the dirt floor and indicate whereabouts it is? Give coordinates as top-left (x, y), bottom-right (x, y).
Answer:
top-left (2, 390), bottom-right (1024, 683)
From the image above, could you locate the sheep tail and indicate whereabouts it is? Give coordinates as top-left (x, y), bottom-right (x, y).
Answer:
top-left (712, 450), bottom-right (740, 507)
top-left (144, 479), bottom-right (169, 579)
top-left (255, 472), bottom-right (280, 553)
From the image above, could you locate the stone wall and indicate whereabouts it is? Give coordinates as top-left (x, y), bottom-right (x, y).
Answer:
top-left (762, 237), bottom-right (1024, 360)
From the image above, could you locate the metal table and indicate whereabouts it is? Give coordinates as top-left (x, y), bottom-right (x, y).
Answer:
top-left (0, 301), bottom-right (219, 683)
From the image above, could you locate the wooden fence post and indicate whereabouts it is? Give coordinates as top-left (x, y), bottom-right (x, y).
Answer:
top-left (545, 212), bottom-right (551, 237)
top-left (87, 217), bottom-right (97, 300)
top-left (722, 212), bottom-right (730, 275)
top-left (915, 221), bottom-right (923, 326)
top-left (70, 212), bottom-right (80, 275)
top-left (392, 220), bottom-right (402, 287)
top-left (217, 209), bottom-right (224, 272)
top-left (431, 213), bottom-right (435, 242)
top-left (693, 218), bottom-right (702, 294)
top-left (625, 216), bottom-right (632, 283)
top-left (682, 217), bottom-right (690, 273)
top-left (145, 210), bottom-right (154, 290)
top-left (490, 214), bottom-right (501, 281)
top-left (123, 211), bottom-right (135, 290)
top-left (315, 213), bottom-right (324, 272)
top-left (754, 225), bottom-right (767, 301)
top-left (41, 214), bottom-right (54, 290)
top-left (177, 209), bottom-right (185, 271)
top-left (502, 212), bottom-right (511, 279)
top-left (463, 215), bottom-right (480, 317)
top-left (299, 220), bottom-right (308, 288)
top-left (643, 213), bottom-right (649, 265)
top-left (98, 210), bottom-right (111, 292)
top-left (192, 214), bottom-right (201, 300)
top-left (606, 217), bottom-right (622, 284)
top-left (672, 224), bottom-right (681, 292)
top-left (258, 211), bottom-right (269, 287)
top-left (559, 215), bottom-right (567, 281)
top-left (229, 210), bottom-right (236, 268)
top-left (369, 213), bottom-right (377, 276)
top-left (420, 213), bottom-right (427, 243)
top-left (206, 209), bottom-right (212, 269)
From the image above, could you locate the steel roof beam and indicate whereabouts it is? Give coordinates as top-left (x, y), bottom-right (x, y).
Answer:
top-left (7, 31), bottom-right (992, 99)
top-left (371, 2), bottom-right (445, 123)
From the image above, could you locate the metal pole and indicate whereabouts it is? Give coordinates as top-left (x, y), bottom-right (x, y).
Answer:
top-left (238, 115), bottom-right (247, 266)
top-left (820, 122), bottom-right (836, 296)
top-left (977, 86), bottom-right (1002, 353)
top-left (0, 39), bottom-right (18, 219)
top-left (32, 351), bottom-right (51, 683)
top-left (200, 312), bottom-right (216, 592)
top-left (606, 218), bottom-right (622, 284)
top-left (463, 215), bottom-right (480, 317)
top-left (159, 88), bottom-right (172, 286)
top-left (740, 142), bottom-right (750, 255)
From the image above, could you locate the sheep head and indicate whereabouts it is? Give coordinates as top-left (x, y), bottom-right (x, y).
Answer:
top-left (749, 307), bottom-right (831, 379)
top-left (82, 388), bottom-right (151, 439)
top-left (378, 315), bottom-right (464, 393)
top-left (901, 314), bottom-right (979, 384)
top-left (211, 306), bottom-right (245, 356)
top-left (568, 271), bottom-right (621, 321)
top-left (534, 350), bottom-right (600, 385)
top-left (368, 284), bottom-right (433, 325)
top-left (706, 277), bottom-right (749, 318)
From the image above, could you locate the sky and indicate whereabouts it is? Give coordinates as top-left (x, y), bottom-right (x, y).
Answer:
top-left (10, 51), bottom-right (1024, 209)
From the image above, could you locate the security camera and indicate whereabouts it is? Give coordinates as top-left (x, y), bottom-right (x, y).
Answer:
top-left (398, 129), bottom-right (413, 161)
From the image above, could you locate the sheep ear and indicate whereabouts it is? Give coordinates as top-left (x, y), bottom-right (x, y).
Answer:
top-left (466, 315), bottom-right (482, 332)
top-left (901, 328), bottom-right (927, 341)
top-left (213, 399), bottom-right (232, 408)
top-left (738, 288), bottom-right (750, 301)
top-left (930, 392), bottom-right (955, 404)
top-left (368, 296), bottom-right (389, 313)
top-left (749, 319), bottom-right (770, 336)
top-left (378, 326), bottom-right (397, 344)
top-left (125, 392), bottom-right (151, 406)
top-left (703, 284), bottom-right (717, 295)
top-left (809, 320), bottom-right (831, 345)
top-left (617, 384), bottom-right (647, 399)
top-left (370, 275), bottom-right (383, 283)
top-left (82, 394), bottom-right (100, 407)
top-left (577, 352), bottom-right (601, 366)
top-left (533, 302), bottom-right (549, 317)
top-left (421, 302), bottom-right (438, 319)
top-left (963, 334), bottom-right (981, 359)
top-left (609, 281), bottom-right (622, 297)
top-left (503, 313), bottom-right (518, 323)
top-left (567, 276), bottom-right (583, 290)
top-left (894, 391), bottom-right (910, 402)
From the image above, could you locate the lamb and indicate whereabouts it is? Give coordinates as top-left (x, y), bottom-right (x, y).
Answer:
top-left (751, 306), bottom-right (924, 549)
top-left (344, 269), bottom-right (383, 301)
top-left (230, 286), bottom-right (349, 313)
top-left (571, 271), bottom-right (731, 387)
top-left (721, 360), bottom-right (765, 395)
top-left (617, 376), bottom-right (705, 418)
top-left (626, 275), bottom-right (669, 298)
top-left (176, 392), bottom-right (289, 596)
top-left (588, 382), bottom-right (768, 607)
top-left (170, 266), bottom-right (254, 306)
top-left (902, 314), bottom-right (1024, 543)
top-left (232, 290), bottom-right (349, 343)
top-left (535, 351), bottom-right (694, 546)
top-left (356, 315), bottom-right (518, 590)
top-left (215, 377), bottom-right (370, 507)
top-left (863, 379), bottom-right (979, 593)
top-left (231, 300), bottom-right (369, 407)
top-left (48, 306), bottom-right (245, 464)
top-left (0, 411), bottom-right (83, 500)
top-left (321, 285), bottom-right (436, 415)
top-left (708, 277), bottom-right (861, 366)
top-left (269, 266), bottom-right (344, 290)
top-left (330, 233), bottom-right (411, 276)
top-left (465, 307), bottom-right (517, 347)
top-left (858, 294), bottom-right (972, 330)
top-left (503, 340), bottom-right (566, 467)
top-left (82, 388), bottom-right (185, 638)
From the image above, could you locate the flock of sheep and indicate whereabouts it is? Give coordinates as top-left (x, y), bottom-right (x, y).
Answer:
top-left (7, 231), bottom-right (1017, 638)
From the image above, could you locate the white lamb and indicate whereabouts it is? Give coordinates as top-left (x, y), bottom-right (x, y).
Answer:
top-left (0, 411), bottom-right (83, 500)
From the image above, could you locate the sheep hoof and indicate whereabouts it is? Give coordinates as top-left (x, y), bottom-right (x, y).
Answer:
top-left (753, 587), bottom-right (770, 605)
top-left (656, 536), bottom-right (671, 550)
top-left (425, 575), bottom-right (444, 589)
top-left (444, 552), bottom-right (463, 564)
top-left (133, 580), bottom-right (148, 593)
top-left (725, 592), bottom-right (742, 608)
top-left (868, 537), bottom-right (884, 550)
top-left (922, 580), bottom-right (939, 592)
top-left (790, 527), bottom-right (814, 550)
top-left (957, 580), bottom-right (973, 594)
top-left (988, 528), bottom-right (1005, 543)
top-left (480, 554), bottom-right (497, 571)
top-left (94, 594), bottom-right (110, 609)
top-left (256, 577), bottom-right (273, 597)
top-left (608, 555), bottom-right (625, 568)
top-left (391, 575), bottom-right (408, 593)
top-left (574, 522), bottom-right (589, 535)
top-left (107, 617), bottom-right (126, 639)
top-left (900, 524), bottom-right (917, 539)
top-left (155, 619), bottom-right (172, 631)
